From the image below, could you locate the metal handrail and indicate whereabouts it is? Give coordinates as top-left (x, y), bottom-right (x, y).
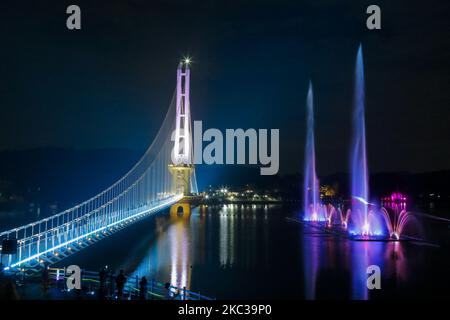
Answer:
top-left (47, 267), bottom-right (214, 300)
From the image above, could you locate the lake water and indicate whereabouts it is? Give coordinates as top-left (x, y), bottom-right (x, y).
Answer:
top-left (55, 203), bottom-right (450, 299)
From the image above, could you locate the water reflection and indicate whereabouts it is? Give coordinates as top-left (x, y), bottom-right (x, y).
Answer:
top-left (302, 225), bottom-right (410, 299)
top-left (385, 241), bottom-right (408, 282)
top-left (303, 229), bottom-right (320, 299)
top-left (127, 204), bottom-right (276, 292)
top-left (83, 204), bottom-right (443, 299)
top-left (169, 218), bottom-right (191, 288)
top-left (219, 204), bottom-right (236, 267)
top-left (129, 215), bottom-right (194, 289)
top-left (350, 241), bottom-right (370, 299)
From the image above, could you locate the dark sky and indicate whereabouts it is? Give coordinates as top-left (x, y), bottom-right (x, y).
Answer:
top-left (0, 0), bottom-right (449, 176)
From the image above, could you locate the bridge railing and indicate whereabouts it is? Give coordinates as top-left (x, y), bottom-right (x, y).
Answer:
top-left (46, 268), bottom-right (214, 300)
top-left (0, 73), bottom-right (200, 273)
top-left (0, 194), bottom-right (182, 269)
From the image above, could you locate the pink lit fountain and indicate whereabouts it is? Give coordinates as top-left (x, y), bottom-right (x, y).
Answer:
top-left (380, 192), bottom-right (413, 240)
top-left (324, 205), bottom-right (351, 229)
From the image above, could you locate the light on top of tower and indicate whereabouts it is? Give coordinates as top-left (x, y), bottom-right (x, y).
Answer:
top-left (183, 56), bottom-right (192, 65)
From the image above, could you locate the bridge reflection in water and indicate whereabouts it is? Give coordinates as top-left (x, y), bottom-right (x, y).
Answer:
top-left (45, 204), bottom-right (446, 299)
top-left (128, 212), bottom-right (195, 290)
top-left (128, 204), bottom-right (417, 299)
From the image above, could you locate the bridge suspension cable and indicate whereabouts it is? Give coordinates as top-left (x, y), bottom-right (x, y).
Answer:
top-left (0, 81), bottom-right (198, 270)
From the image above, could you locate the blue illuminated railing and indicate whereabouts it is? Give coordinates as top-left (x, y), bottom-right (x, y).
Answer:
top-left (47, 268), bottom-right (214, 300)
top-left (0, 67), bottom-right (199, 273)
top-left (0, 195), bottom-right (182, 270)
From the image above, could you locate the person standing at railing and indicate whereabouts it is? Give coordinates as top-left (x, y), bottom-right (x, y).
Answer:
top-left (98, 266), bottom-right (107, 299)
top-left (139, 276), bottom-right (148, 300)
top-left (42, 265), bottom-right (49, 292)
top-left (108, 270), bottom-right (115, 298)
top-left (164, 282), bottom-right (171, 299)
top-left (115, 270), bottom-right (126, 300)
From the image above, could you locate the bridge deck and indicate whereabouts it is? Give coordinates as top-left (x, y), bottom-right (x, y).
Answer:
top-left (1, 195), bottom-right (183, 272)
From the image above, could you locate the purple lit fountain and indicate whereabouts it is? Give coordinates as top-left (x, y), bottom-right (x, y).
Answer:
top-left (380, 193), bottom-right (415, 240)
top-left (348, 46), bottom-right (413, 240)
top-left (349, 44), bottom-right (371, 236)
top-left (301, 45), bottom-right (416, 241)
top-left (303, 82), bottom-right (323, 221)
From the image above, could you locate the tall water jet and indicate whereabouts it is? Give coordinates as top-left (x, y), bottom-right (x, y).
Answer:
top-left (350, 44), bottom-right (370, 235)
top-left (303, 82), bottom-right (321, 221)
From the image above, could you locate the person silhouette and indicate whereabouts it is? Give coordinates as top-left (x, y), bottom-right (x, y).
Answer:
top-left (98, 267), bottom-right (107, 299)
top-left (139, 276), bottom-right (148, 300)
top-left (115, 270), bottom-right (126, 299)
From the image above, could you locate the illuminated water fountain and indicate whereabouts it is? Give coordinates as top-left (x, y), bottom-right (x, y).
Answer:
top-left (303, 82), bottom-right (324, 222)
top-left (302, 45), bottom-right (415, 241)
top-left (380, 193), bottom-right (418, 240)
top-left (324, 205), bottom-right (351, 229)
top-left (349, 44), bottom-right (373, 236)
top-left (348, 45), bottom-right (414, 240)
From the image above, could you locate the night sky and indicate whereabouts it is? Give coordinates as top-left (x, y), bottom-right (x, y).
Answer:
top-left (0, 0), bottom-right (449, 178)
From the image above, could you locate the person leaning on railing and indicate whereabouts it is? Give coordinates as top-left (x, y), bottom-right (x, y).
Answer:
top-left (139, 276), bottom-right (148, 300)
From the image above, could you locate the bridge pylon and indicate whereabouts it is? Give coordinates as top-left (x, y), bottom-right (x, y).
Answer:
top-left (169, 199), bottom-right (191, 219)
top-left (168, 164), bottom-right (194, 218)
top-left (169, 58), bottom-right (195, 218)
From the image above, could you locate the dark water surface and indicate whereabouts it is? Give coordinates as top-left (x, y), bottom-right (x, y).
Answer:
top-left (57, 204), bottom-right (449, 299)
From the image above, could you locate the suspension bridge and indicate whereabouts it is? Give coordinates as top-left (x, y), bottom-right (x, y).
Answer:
top-left (0, 60), bottom-right (199, 273)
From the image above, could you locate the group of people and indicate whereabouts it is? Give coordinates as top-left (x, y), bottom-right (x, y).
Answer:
top-left (98, 267), bottom-right (148, 300)
top-left (40, 265), bottom-right (161, 300)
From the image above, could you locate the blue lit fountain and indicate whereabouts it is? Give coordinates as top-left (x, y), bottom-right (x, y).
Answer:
top-left (348, 44), bottom-right (395, 238)
top-left (301, 45), bottom-right (416, 240)
top-left (303, 82), bottom-right (325, 221)
top-left (349, 44), bottom-right (371, 236)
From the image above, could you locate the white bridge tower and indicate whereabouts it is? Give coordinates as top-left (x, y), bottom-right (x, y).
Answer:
top-left (169, 59), bottom-right (194, 198)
